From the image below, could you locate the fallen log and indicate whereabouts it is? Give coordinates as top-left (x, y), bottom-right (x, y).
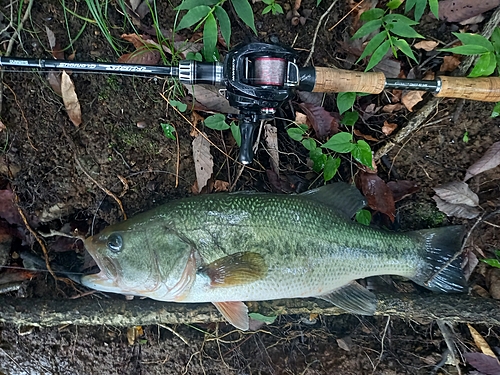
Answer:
top-left (1, 293), bottom-right (499, 327)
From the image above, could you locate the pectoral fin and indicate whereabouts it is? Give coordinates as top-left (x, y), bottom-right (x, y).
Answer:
top-left (213, 301), bottom-right (249, 331)
top-left (318, 281), bottom-right (377, 316)
top-left (199, 252), bottom-right (267, 287)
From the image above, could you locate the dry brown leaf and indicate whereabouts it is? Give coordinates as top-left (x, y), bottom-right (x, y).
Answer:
top-left (185, 84), bottom-right (238, 114)
top-left (118, 47), bottom-right (161, 65)
top-left (214, 180), bottom-right (229, 192)
top-left (45, 26), bottom-right (64, 60)
top-left (464, 352), bottom-right (500, 375)
top-left (353, 129), bottom-right (378, 141)
top-left (295, 112), bottom-right (308, 125)
top-left (297, 91), bottom-right (323, 106)
top-left (433, 181), bottom-right (479, 207)
top-left (468, 324), bottom-right (497, 358)
top-left (414, 40), bottom-right (439, 51)
top-left (382, 121), bottom-right (398, 136)
top-left (127, 326), bottom-right (144, 346)
top-left (401, 91), bottom-right (424, 111)
top-left (463, 250), bottom-right (479, 281)
top-left (0, 120), bottom-right (6, 132)
top-left (61, 71), bottom-right (82, 126)
top-left (47, 72), bottom-right (62, 96)
top-left (440, 55), bottom-right (461, 72)
top-left (357, 171), bottom-right (396, 222)
top-left (460, 14), bottom-right (486, 25)
top-left (190, 111), bottom-right (205, 137)
top-left (298, 103), bottom-right (339, 138)
top-left (464, 141), bottom-right (500, 181)
top-left (381, 103), bottom-right (403, 113)
top-left (117, 175), bottom-right (129, 198)
top-left (386, 180), bottom-right (419, 202)
top-left (439, 0), bottom-right (500, 23)
top-left (432, 195), bottom-right (480, 219)
top-left (192, 133), bottom-right (213, 192)
top-left (336, 336), bottom-right (353, 351)
top-left (487, 268), bottom-right (500, 300)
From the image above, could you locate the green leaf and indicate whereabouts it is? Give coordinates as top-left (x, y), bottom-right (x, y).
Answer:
top-left (170, 99), bottom-right (187, 112)
top-left (491, 27), bottom-right (500, 53)
top-left (352, 139), bottom-right (372, 167)
top-left (413, 0), bottom-right (426, 21)
top-left (309, 147), bottom-right (327, 173)
top-left (492, 102), bottom-right (500, 118)
top-left (202, 13), bottom-right (218, 62)
top-left (393, 38), bottom-right (418, 62)
top-left (317, 0), bottom-right (322, 5)
top-left (298, 123), bottom-right (309, 131)
top-left (453, 32), bottom-right (494, 52)
top-left (352, 19), bottom-right (383, 40)
top-left (185, 51), bottom-right (203, 61)
top-left (322, 132), bottom-right (355, 153)
top-left (469, 52), bottom-right (497, 77)
top-left (175, 0), bottom-right (219, 10)
top-left (161, 123), bottom-right (176, 140)
top-left (287, 127), bottom-right (305, 141)
top-left (482, 258), bottom-right (500, 268)
top-left (301, 138), bottom-right (316, 151)
top-left (404, 0), bottom-right (416, 14)
top-left (383, 14), bottom-right (419, 26)
top-left (357, 31), bottom-right (387, 62)
top-left (272, 3), bottom-right (284, 14)
top-left (365, 39), bottom-right (391, 71)
top-left (177, 5), bottom-right (211, 30)
top-left (214, 6), bottom-right (231, 48)
top-left (360, 8), bottom-right (385, 21)
top-left (341, 111), bottom-right (359, 126)
top-left (231, 0), bottom-right (257, 34)
top-left (386, 21), bottom-right (424, 39)
top-left (323, 155), bottom-right (340, 181)
top-left (204, 113), bottom-right (229, 130)
top-left (355, 209), bottom-right (372, 225)
top-left (429, 0), bottom-right (439, 19)
top-left (386, 0), bottom-right (403, 10)
top-left (230, 121), bottom-right (241, 146)
top-left (440, 45), bottom-right (491, 55)
top-left (337, 92), bottom-right (356, 115)
top-left (262, 4), bottom-right (273, 14)
top-left (462, 131), bottom-right (469, 143)
top-left (248, 312), bottom-right (277, 324)
top-left (495, 249), bottom-right (500, 258)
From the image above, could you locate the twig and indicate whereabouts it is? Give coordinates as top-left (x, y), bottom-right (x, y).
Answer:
top-left (328, 0), bottom-right (364, 32)
top-left (0, 0), bottom-right (34, 116)
top-left (372, 315), bottom-right (391, 374)
top-left (374, 6), bottom-right (500, 161)
top-left (304, 0), bottom-right (338, 66)
top-left (436, 320), bottom-right (462, 375)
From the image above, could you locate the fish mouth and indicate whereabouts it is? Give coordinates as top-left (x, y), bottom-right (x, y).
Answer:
top-left (81, 270), bottom-right (122, 292)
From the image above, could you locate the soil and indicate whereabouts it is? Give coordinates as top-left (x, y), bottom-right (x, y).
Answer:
top-left (1, 0), bottom-right (500, 374)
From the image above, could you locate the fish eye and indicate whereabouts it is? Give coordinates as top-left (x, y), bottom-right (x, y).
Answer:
top-left (107, 234), bottom-right (123, 253)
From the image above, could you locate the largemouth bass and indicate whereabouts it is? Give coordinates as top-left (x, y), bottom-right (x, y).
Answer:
top-left (81, 183), bottom-right (467, 330)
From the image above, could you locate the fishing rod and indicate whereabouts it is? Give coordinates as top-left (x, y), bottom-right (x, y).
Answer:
top-left (2, 42), bottom-right (500, 164)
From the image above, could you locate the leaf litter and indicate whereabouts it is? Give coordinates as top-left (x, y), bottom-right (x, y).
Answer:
top-left (464, 141), bottom-right (500, 181)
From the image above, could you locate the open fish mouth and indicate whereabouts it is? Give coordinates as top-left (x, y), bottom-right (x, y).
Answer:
top-left (81, 270), bottom-right (121, 292)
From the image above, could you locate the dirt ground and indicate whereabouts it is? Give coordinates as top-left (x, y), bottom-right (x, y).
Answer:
top-left (1, 0), bottom-right (500, 374)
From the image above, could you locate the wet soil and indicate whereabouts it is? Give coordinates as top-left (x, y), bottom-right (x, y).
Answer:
top-left (1, 0), bottom-right (500, 374)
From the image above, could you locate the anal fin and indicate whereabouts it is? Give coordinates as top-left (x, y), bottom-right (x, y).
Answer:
top-left (213, 301), bottom-right (249, 331)
top-left (318, 281), bottom-right (377, 316)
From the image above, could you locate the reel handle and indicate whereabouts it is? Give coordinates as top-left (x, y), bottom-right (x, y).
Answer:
top-left (238, 116), bottom-right (258, 165)
top-left (308, 67), bottom-right (500, 102)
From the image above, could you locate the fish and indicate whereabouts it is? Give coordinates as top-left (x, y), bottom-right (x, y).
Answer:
top-left (81, 183), bottom-right (467, 330)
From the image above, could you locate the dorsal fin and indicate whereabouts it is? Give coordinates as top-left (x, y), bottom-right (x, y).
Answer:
top-left (300, 183), bottom-right (367, 218)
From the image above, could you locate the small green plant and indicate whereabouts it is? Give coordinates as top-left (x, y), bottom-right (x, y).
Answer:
top-left (352, 8), bottom-right (424, 71)
top-left (402, 0), bottom-right (438, 21)
top-left (482, 250), bottom-right (500, 268)
top-left (440, 28), bottom-right (500, 116)
top-left (355, 209), bottom-right (372, 225)
top-left (262, 0), bottom-right (283, 15)
top-left (203, 114), bottom-right (241, 146)
top-left (175, 0), bottom-right (256, 62)
top-left (161, 123), bottom-right (176, 140)
top-left (463, 131), bottom-right (469, 143)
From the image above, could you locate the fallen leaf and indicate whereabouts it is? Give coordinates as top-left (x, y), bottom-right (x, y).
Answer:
top-left (214, 180), bottom-right (229, 192)
top-left (297, 91), bottom-right (324, 106)
top-left (336, 336), bottom-right (353, 351)
top-left (264, 124), bottom-right (279, 175)
top-left (464, 352), bottom-right (500, 375)
top-left (118, 46), bottom-right (161, 65)
top-left (192, 133), bottom-right (213, 192)
top-left (190, 111), bottom-right (205, 136)
top-left (47, 72), bottom-right (62, 96)
top-left (432, 195), bottom-right (480, 219)
top-left (0, 188), bottom-right (23, 226)
top-left (295, 112), bottom-right (308, 125)
top-left (382, 121), bottom-right (398, 136)
top-left (117, 175), bottom-right (129, 198)
top-left (468, 324), bottom-right (496, 358)
top-left (414, 40), bottom-right (439, 51)
top-left (463, 250), bottom-right (479, 281)
top-left (184, 84), bottom-right (238, 114)
top-left (61, 71), bottom-right (82, 126)
top-left (45, 26), bottom-right (64, 60)
top-left (0, 120), bottom-right (6, 132)
top-left (487, 268), bottom-right (500, 299)
top-left (357, 171), bottom-right (396, 222)
top-left (433, 181), bottom-right (479, 207)
top-left (381, 103), bottom-right (404, 113)
top-left (440, 55), bottom-right (461, 72)
top-left (464, 141), bottom-right (500, 181)
top-left (401, 91), bottom-right (424, 112)
top-left (460, 14), bottom-right (486, 25)
top-left (374, 58), bottom-right (401, 79)
top-left (353, 129), bottom-right (378, 142)
top-left (386, 180), bottom-right (419, 202)
top-left (439, 0), bottom-right (500, 23)
top-left (298, 103), bottom-right (339, 138)
top-left (127, 325), bottom-right (144, 345)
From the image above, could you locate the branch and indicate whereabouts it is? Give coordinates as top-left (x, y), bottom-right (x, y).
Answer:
top-left (1, 293), bottom-right (499, 327)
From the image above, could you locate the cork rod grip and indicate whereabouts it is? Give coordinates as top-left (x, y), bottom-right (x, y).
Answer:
top-left (312, 67), bottom-right (386, 94)
top-left (437, 76), bottom-right (500, 102)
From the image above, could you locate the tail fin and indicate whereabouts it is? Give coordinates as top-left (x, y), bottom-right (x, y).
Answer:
top-left (411, 226), bottom-right (468, 293)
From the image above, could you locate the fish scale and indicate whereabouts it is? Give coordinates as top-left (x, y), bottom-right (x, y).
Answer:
top-left (82, 183), bottom-right (467, 330)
